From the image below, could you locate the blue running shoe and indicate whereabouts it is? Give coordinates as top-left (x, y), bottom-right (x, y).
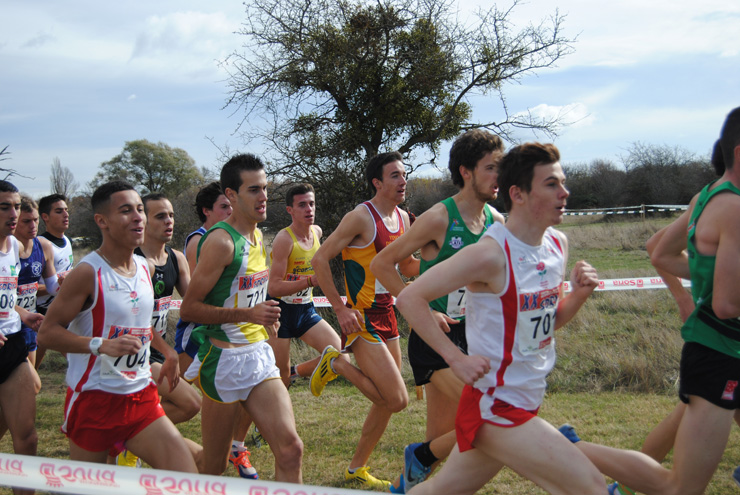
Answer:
top-left (733, 465), bottom-right (740, 488)
top-left (608, 481), bottom-right (636, 495)
top-left (229, 448), bottom-right (259, 479)
top-left (389, 474), bottom-right (406, 493)
top-left (557, 424), bottom-right (581, 443)
top-left (404, 443), bottom-right (431, 490)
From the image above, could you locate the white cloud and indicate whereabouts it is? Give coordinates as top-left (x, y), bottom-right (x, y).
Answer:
top-left (127, 94), bottom-right (137, 101)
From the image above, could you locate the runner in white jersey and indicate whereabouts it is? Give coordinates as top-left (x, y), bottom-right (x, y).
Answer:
top-left (36, 194), bottom-right (73, 314)
top-left (37, 181), bottom-right (199, 471)
top-left (395, 143), bottom-right (606, 494)
top-left (0, 180), bottom-right (42, 495)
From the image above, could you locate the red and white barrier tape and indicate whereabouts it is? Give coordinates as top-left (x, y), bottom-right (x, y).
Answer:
top-left (0, 453), bottom-right (376, 495)
top-left (167, 277), bottom-right (689, 311)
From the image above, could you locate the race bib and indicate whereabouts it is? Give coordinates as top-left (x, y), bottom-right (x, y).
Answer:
top-left (0, 276), bottom-right (18, 319)
top-left (446, 287), bottom-right (467, 319)
top-left (282, 274), bottom-right (313, 305)
top-left (237, 270), bottom-right (269, 308)
top-left (152, 295), bottom-right (172, 337)
top-left (517, 287), bottom-right (558, 355)
top-left (100, 326), bottom-right (152, 380)
top-left (17, 282), bottom-right (39, 311)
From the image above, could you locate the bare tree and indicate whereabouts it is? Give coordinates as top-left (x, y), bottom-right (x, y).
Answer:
top-left (50, 157), bottom-right (79, 197)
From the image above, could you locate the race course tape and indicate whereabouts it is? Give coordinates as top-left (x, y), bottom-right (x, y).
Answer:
top-left (0, 453), bottom-right (377, 495)
top-left (167, 277), bottom-right (690, 310)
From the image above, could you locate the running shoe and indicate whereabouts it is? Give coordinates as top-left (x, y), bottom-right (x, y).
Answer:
top-left (608, 481), bottom-right (636, 495)
top-left (389, 474), bottom-right (406, 493)
top-left (404, 443), bottom-right (431, 490)
top-left (289, 365), bottom-right (300, 384)
top-left (310, 345), bottom-right (340, 397)
top-left (345, 466), bottom-right (391, 490)
top-left (557, 423), bottom-right (581, 443)
top-left (229, 448), bottom-right (259, 479)
top-left (733, 465), bottom-right (740, 488)
top-left (116, 449), bottom-right (141, 468)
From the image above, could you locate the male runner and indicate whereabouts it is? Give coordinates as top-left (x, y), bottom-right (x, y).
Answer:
top-left (15, 196), bottom-right (58, 369)
top-left (0, 181), bottom-right (42, 495)
top-left (180, 154), bottom-right (303, 481)
top-left (108, 193), bottom-right (203, 468)
top-left (560, 107), bottom-right (740, 495)
top-left (36, 181), bottom-right (198, 472)
top-left (370, 129), bottom-right (505, 491)
top-left (36, 194), bottom-right (73, 313)
top-left (311, 152), bottom-right (416, 489)
top-left (174, 182), bottom-right (258, 479)
top-left (395, 143), bottom-right (606, 494)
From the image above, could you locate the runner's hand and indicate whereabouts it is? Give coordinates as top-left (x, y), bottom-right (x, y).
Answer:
top-left (337, 306), bottom-right (363, 335)
top-left (99, 334), bottom-right (142, 357)
top-left (265, 321), bottom-right (280, 339)
top-left (569, 260), bottom-right (598, 294)
top-left (247, 300), bottom-right (281, 326)
top-left (0, 333), bottom-right (6, 348)
top-left (432, 310), bottom-right (458, 333)
top-left (449, 354), bottom-right (491, 386)
top-left (158, 355), bottom-right (180, 393)
top-left (23, 312), bottom-right (44, 332)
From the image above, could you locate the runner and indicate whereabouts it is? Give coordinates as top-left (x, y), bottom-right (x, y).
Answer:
top-left (35, 194), bottom-right (73, 314)
top-left (15, 196), bottom-right (58, 369)
top-left (36, 181), bottom-right (198, 471)
top-left (311, 152), bottom-right (416, 490)
top-left (0, 181), bottom-right (42, 495)
top-left (180, 154), bottom-right (303, 481)
top-left (370, 129), bottom-right (505, 492)
top-left (174, 182), bottom-right (258, 479)
top-left (561, 107), bottom-right (740, 495)
top-left (395, 142), bottom-right (606, 494)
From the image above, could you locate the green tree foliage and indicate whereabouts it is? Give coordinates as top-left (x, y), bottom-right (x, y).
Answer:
top-left (223, 0), bottom-right (574, 230)
top-left (92, 140), bottom-right (203, 198)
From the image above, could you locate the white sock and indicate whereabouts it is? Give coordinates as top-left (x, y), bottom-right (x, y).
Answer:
top-left (232, 440), bottom-right (246, 452)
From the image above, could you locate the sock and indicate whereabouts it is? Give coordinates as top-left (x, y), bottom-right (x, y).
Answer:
top-left (329, 357), bottom-right (337, 374)
top-left (348, 466), bottom-right (360, 474)
top-left (414, 441), bottom-right (438, 468)
top-left (290, 365), bottom-right (298, 376)
top-left (232, 440), bottom-right (246, 452)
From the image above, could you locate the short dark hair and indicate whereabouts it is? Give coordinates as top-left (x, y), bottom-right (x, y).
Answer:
top-left (366, 151), bottom-right (403, 193)
top-left (0, 181), bottom-right (18, 194)
top-left (20, 195), bottom-right (38, 213)
top-left (719, 106), bottom-right (740, 171)
top-left (711, 140), bottom-right (725, 176)
top-left (141, 192), bottom-right (168, 214)
top-left (194, 182), bottom-right (224, 223)
top-left (286, 183), bottom-right (315, 206)
top-left (499, 142), bottom-right (561, 212)
top-left (449, 130), bottom-right (505, 188)
top-left (38, 193), bottom-right (67, 216)
top-left (91, 181), bottom-right (136, 214)
top-left (220, 153), bottom-right (265, 194)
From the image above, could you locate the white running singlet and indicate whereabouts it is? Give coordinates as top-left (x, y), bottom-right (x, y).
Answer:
top-left (466, 222), bottom-right (564, 411)
top-left (0, 236), bottom-right (21, 337)
top-left (64, 252), bottom-right (155, 396)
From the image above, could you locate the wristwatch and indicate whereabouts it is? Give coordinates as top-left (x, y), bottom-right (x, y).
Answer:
top-left (89, 337), bottom-right (103, 356)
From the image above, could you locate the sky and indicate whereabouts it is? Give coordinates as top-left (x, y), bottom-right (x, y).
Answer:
top-left (1, 0), bottom-right (738, 197)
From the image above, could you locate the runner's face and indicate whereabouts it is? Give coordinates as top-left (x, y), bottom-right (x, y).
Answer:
top-left (0, 192), bottom-right (20, 239)
top-left (230, 169), bottom-right (268, 224)
top-left (522, 162), bottom-right (569, 226)
top-left (205, 194), bottom-right (232, 225)
top-left (287, 192), bottom-right (315, 226)
top-left (42, 200), bottom-right (69, 234)
top-left (470, 151), bottom-right (502, 202)
top-left (102, 190), bottom-right (146, 248)
top-left (145, 198), bottom-right (174, 243)
top-left (16, 209), bottom-right (39, 241)
top-left (376, 160), bottom-right (407, 204)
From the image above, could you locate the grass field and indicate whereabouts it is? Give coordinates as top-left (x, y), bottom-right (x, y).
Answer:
top-left (3, 216), bottom-right (740, 494)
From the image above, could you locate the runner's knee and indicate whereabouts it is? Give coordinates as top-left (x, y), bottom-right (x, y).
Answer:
top-left (274, 434), bottom-right (303, 471)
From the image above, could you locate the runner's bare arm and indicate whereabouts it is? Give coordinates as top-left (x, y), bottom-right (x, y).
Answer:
top-left (150, 330), bottom-right (180, 392)
top-left (712, 198), bottom-right (740, 319)
top-left (311, 207), bottom-right (371, 334)
top-left (37, 236), bottom-right (58, 297)
top-left (553, 232), bottom-right (598, 330)
top-left (37, 263), bottom-right (141, 357)
top-left (396, 209), bottom-right (420, 278)
top-left (184, 233), bottom-right (203, 276)
top-left (173, 248), bottom-right (190, 297)
top-left (647, 227), bottom-right (693, 321)
top-left (651, 197), bottom-right (696, 280)
top-left (396, 239), bottom-right (503, 385)
top-left (180, 229), bottom-right (279, 327)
